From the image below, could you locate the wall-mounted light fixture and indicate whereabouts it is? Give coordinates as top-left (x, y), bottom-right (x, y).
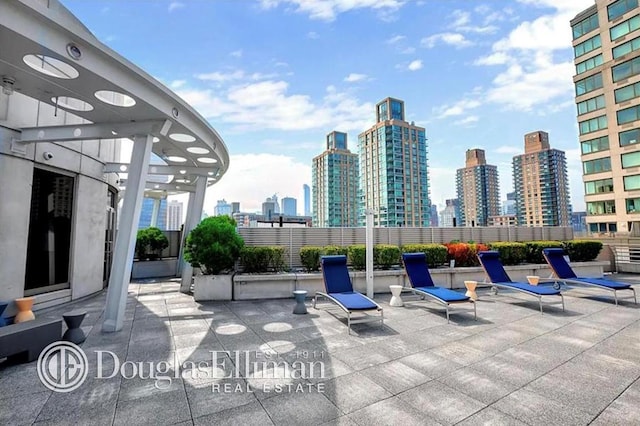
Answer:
top-left (1, 76), bottom-right (15, 96)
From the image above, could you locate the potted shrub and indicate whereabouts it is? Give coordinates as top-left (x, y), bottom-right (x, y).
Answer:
top-left (184, 216), bottom-right (244, 301)
top-left (135, 227), bottom-right (169, 260)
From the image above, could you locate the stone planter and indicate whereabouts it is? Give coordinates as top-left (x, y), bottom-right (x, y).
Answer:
top-left (131, 259), bottom-right (178, 279)
top-left (194, 274), bottom-right (233, 301)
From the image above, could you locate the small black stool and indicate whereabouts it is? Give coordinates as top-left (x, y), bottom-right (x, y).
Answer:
top-left (62, 310), bottom-right (87, 344)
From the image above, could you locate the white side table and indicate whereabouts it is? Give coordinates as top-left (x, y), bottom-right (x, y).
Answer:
top-left (389, 285), bottom-right (404, 307)
top-left (464, 281), bottom-right (478, 301)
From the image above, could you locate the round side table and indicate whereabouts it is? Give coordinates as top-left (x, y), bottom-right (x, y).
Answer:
top-left (14, 297), bottom-right (35, 323)
top-left (0, 301), bottom-right (8, 327)
top-left (464, 281), bottom-right (478, 301)
top-left (389, 285), bottom-right (404, 307)
top-left (63, 310), bottom-right (87, 344)
top-left (292, 290), bottom-right (308, 315)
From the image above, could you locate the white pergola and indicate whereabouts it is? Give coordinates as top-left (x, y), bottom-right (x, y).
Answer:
top-left (0, 0), bottom-right (229, 332)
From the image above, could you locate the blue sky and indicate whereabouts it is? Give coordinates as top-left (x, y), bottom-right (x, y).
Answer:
top-left (63, 0), bottom-right (593, 215)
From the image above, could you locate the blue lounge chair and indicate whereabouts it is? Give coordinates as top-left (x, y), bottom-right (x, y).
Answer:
top-left (313, 255), bottom-right (383, 334)
top-left (543, 248), bottom-right (637, 306)
top-left (402, 253), bottom-right (476, 323)
top-left (478, 251), bottom-right (564, 314)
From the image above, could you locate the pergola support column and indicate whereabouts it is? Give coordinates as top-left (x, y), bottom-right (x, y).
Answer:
top-left (180, 177), bottom-right (207, 293)
top-left (103, 134), bottom-right (153, 332)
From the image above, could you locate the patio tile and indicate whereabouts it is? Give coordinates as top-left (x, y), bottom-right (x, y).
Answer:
top-left (118, 375), bottom-right (185, 402)
top-left (0, 391), bottom-right (50, 426)
top-left (591, 380), bottom-right (640, 425)
top-left (398, 380), bottom-right (485, 425)
top-left (193, 400), bottom-right (273, 425)
top-left (331, 344), bottom-right (394, 371)
top-left (397, 351), bottom-right (462, 379)
top-left (322, 372), bottom-right (392, 414)
top-left (349, 396), bottom-right (439, 426)
top-left (437, 367), bottom-right (519, 405)
top-left (472, 355), bottom-right (541, 388)
top-left (456, 407), bottom-right (526, 426)
top-left (172, 330), bottom-right (221, 349)
top-left (261, 389), bottom-right (340, 425)
top-left (430, 341), bottom-right (492, 366)
top-left (114, 388), bottom-right (191, 426)
top-left (0, 364), bottom-right (49, 399)
top-left (185, 378), bottom-right (256, 418)
top-left (360, 361), bottom-right (430, 395)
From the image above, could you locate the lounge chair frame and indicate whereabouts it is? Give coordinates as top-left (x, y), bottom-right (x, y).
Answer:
top-left (406, 287), bottom-right (476, 323)
top-left (313, 292), bottom-right (384, 334)
top-left (543, 250), bottom-right (637, 306)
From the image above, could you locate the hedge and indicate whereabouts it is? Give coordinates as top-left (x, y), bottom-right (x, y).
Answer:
top-left (445, 242), bottom-right (489, 267)
top-left (374, 244), bottom-right (401, 269)
top-left (563, 240), bottom-right (603, 262)
top-left (401, 244), bottom-right (448, 267)
top-left (240, 246), bottom-right (287, 273)
top-left (489, 242), bottom-right (527, 265)
top-left (299, 246), bottom-right (322, 272)
top-left (323, 245), bottom-right (348, 256)
top-left (525, 240), bottom-right (564, 264)
top-left (347, 245), bottom-right (366, 270)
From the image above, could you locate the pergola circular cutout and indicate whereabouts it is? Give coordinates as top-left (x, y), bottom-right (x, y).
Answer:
top-left (94, 90), bottom-right (136, 107)
top-left (187, 147), bottom-right (209, 155)
top-left (197, 157), bottom-right (217, 164)
top-left (169, 133), bottom-right (196, 143)
top-left (23, 54), bottom-right (79, 79)
top-left (166, 156), bottom-right (187, 163)
top-left (52, 96), bottom-right (94, 111)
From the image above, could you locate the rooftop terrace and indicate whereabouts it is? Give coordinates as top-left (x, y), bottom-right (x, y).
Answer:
top-left (1, 277), bottom-right (639, 425)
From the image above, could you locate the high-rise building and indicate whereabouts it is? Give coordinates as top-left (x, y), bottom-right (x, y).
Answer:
top-left (513, 131), bottom-right (571, 227)
top-left (456, 149), bottom-right (500, 227)
top-left (138, 197), bottom-right (167, 230)
top-left (214, 199), bottom-right (232, 217)
top-left (430, 204), bottom-right (439, 227)
top-left (166, 200), bottom-right (184, 231)
top-left (266, 194), bottom-right (280, 214)
top-left (358, 98), bottom-right (430, 227)
top-left (572, 1), bottom-right (640, 234)
top-left (282, 197), bottom-right (297, 216)
top-left (439, 198), bottom-right (459, 227)
top-left (503, 191), bottom-right (517, 216)
top-left (312, 131), bottom-right (359, 227)
top-left (231, 202), bottom-right (240, 214)
top-left (262, 200), bottom-right (276, 220)
top-left (303, 184), bottom-right (311, 216)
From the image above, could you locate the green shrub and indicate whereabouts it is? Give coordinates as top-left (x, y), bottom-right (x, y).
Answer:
top-left (135, 227), bottom-right (169, 259)
top-left (184, 217), bottom-right (244, 274)
top-left (401, 244), bottom-right (448, 267)
top-left (525, 240), bottom-right (564, 264)
top-left (488, 242), bottom-right (527, 265)
top-left (323, 245), bottom-right (348, 256)
top-left (374, 244), bottom-right (401, 269)
top-left (241, 246), bottom-right (287, 273)
top-left (347, 245), bottom-right (366, 270)
top-left (300, 246), bottom-right (322, 272)
top-left (445, 242), bottom-right (490, 267)
top-left (563, 240), bottom-right (603, 262)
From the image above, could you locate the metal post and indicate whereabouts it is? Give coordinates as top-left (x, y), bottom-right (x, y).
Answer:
top-left (365, 208), bottom-right (374, 299)
top-left (176, 192), bottom-right (195, 276)
top-left (103, 134), bottom-right (153, 332)
top-left (180, 177), bottom-right (207, 293)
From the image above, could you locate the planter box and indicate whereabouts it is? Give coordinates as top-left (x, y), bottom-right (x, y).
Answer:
top-left (230, 261), bottom-right (609, 300)
top-left (194, 274), bottom-right (233, 301)
top-left (131, 259), bottom-right (178, 279)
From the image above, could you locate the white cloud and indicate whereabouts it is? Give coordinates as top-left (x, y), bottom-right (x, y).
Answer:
top-left (230, 50), bottom-right (243, 58)
top-left (168, 2), bottom-right (184, 12)
top-left (205, 153), bottom-right (311, 214)
top-left (495, 146), bottom-right (521, 155)
top-left (307, 31), bottom-right (320, 39)
top-left (450, 8), bottom-right (499, 34)
top-left (434, 98), bottom-right (481, 118)
top-left (454, 116), bottom-right (479, 126)
top-left (344, 73), bottom-right (368, 82)
top-left (474, 52), bottom-right (510, 66)
top-left (407, 60), bottom-right (423, 71)
top-left (421, 33), bottom-right (473, 49)
top-left (401, 47), bottom-right (416, 54)
top-left (259, 0), bottom-right (406, 22)
top-left (386, 35), bottom-right (405, 44)
top-left (196, 70), bottom-right (278, 83)
top-left (170, 80), bottom-right (186, 89)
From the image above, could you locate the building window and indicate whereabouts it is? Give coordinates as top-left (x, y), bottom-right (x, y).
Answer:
top-left (613, 36), bottom-right (640, 59)
top-left (612, 57), bottom-right (640, 83)
top-left (620, 128), bottom-right (640, 146)
top-left (589, 222), bottom-right (618, 232)
top-left (581, 135), bottom-right (609, 154)
top-left (574, 34), bottom-right (601, 58)
top-left (583, 157), bottom-right (612, 174)
top-left (25, 168), bottom-right (74, 296)
top-left (627, 197), bottom-right (640, 213)
top-left (575, 73), bottom-right (603, 96)
top-left (585, 178), bottom-right (614, 194)
top-left (624, 174), bottom-right (640, 190)
top-left (617, 105), bottom-right (640, 124)
top-left (573, 13), bottom-right (599, 39)
top-left (579, 115), bottom-right (607, 134)
top-left (587, 200), bottom-right (616, 215)
top-left (622, 151), bottom-right (640, 168)
top-left (611, 15), bottom-right (640, 41)
top-left (608, 0), bottom-right (639, 21)
top-left (614, 82), bottom-right (640, 103)
top-left (577, 94), bottom-right (605, 115)
top-left (576, 54), bottom-right (603, 75)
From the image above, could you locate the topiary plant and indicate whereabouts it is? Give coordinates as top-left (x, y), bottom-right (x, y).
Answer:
top-left (135, 227), bottom-right (169, 260)
top-left (184, 216), bottom-right (244, 274)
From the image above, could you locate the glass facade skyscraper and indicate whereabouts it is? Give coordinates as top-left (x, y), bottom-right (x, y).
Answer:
top-left (138, 197), bottom-right (167, 230)
top-left (358, 98), bottom-right (430, 227)
top-left (312, 131), bottom-right (359, 227)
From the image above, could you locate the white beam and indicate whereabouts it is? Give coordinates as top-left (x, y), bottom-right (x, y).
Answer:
top-left (365, 208), bottom-right (374, 299)
top-left (180, 177), bottom-right (207, 293)
top-left (103, 134), bottom-right (153, 332)
top-left (118, 180), bottom-right (196, 193)
top-left (150, 198), bottom-right (160, 227)
top-left (18, 120), bottom-right (168, 143)
top-left (105, 163), bottom-right (220, 177)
